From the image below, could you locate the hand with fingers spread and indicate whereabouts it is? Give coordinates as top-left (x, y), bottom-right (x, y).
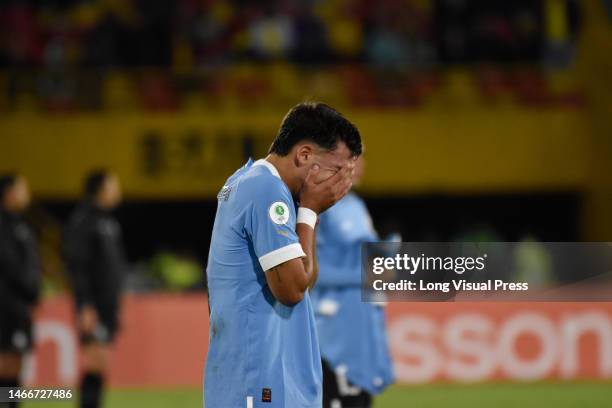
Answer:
top-left (300, 161), bottom-right (355, 214)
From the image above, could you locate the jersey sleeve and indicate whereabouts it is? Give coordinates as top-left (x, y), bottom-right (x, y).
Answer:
top-left (245, 178), bottom-right (305, 271)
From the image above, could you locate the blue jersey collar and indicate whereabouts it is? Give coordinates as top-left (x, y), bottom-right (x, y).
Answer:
top-left (252, 158), bottom-right (281, 179)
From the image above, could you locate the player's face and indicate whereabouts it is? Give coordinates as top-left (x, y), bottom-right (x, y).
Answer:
top-left (312, 141), bottom-right (355, 183)
top-left (99, 174), bottom-right (122, 209)
top-left (8, 177), bottom-right (31, 212)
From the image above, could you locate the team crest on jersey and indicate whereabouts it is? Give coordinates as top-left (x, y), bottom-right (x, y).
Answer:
top-left (269, 201), bottom-right (289, 225)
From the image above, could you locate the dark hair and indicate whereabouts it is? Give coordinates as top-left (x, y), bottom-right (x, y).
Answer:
top-left (0, 173), bottom-right (18, 202)
top-left (269, 102), bottom-right (362, 157)
top-left (84, 169), bottom-right (111, 198)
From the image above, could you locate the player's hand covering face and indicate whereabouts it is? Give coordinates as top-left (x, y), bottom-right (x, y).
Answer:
top-left (299, 145), bottom-right (356, 214)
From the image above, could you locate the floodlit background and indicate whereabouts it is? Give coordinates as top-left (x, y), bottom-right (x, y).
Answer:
top-left (1, 0), bottom-right (612, 407)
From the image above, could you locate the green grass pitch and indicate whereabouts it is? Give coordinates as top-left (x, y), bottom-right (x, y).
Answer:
top-left (23, 382), bottom-right (612, 408)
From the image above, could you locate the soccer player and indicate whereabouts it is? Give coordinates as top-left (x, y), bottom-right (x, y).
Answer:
top-left (0, 174), bottom-right (40, 408)
top-left (204, 102), bottom-right (362, 408)
top-left (312, 155), bottom-right (395, 408)
top-left (64, 170), bottom-right (125, 408)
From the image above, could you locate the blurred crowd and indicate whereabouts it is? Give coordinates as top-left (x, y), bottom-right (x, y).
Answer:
top-left (1, 0), bottom-right (581, 69)
top-left (0, 0), bottom-right (585, 111)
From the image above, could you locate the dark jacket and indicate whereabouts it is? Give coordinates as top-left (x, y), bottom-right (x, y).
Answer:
top-left (0, 209), bottom-right (40, 325)
top-left (63, 202), bottom-right (125, 316)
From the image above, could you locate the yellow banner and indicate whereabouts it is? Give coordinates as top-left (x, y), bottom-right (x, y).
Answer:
top-left (0, 109), bottom-right (590, 199)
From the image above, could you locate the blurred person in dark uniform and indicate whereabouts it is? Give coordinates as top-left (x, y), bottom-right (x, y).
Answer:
top-left (0, 174), bottom-right (40, 408)
top-left (64, 170), bottom-right (124, 408)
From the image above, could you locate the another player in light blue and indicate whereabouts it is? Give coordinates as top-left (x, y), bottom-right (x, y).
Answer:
top-left (204, 103), bottom-right (362, 408)
top-left (312, 155), bottom-right (395, 408)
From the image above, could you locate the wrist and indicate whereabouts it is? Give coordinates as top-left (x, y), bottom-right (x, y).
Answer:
top-left (297, 207), bottom-right (318, 229)
top-left (299, 199), bottom-right (319, 214)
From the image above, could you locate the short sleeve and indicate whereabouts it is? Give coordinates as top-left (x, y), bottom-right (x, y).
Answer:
top-left (245, 178), bottom-right (305, 271)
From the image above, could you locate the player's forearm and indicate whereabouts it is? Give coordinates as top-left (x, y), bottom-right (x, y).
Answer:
top-left (69, 262), bottom-right (95, 308)
top-left (264, 223), bottom-right (317, 306)
top-left (309, 228), bottom-right (318, 288)
top-left (296, 223), bottom-right (316, 290)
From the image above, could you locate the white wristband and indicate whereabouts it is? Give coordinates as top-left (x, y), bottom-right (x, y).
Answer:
top-left (297, 207), bottom-right (318, 229)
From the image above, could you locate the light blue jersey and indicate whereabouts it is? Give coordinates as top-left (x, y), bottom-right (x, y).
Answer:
top-left (311, 193), bottom-right (394, 395)
top-left (205, 159), bottom-right (322, 408)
